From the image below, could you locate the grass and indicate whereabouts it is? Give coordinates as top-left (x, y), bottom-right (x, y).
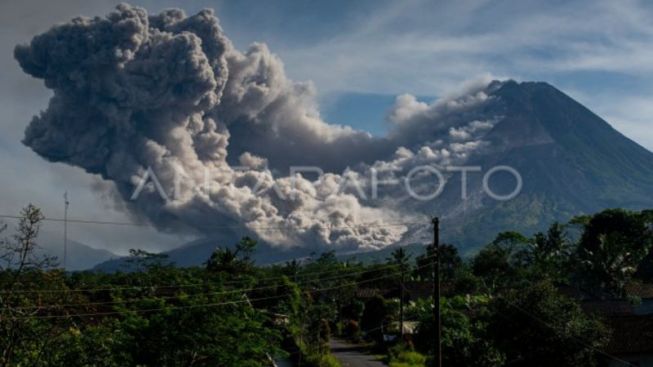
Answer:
top-left (305, 353), bottom-right (341, 367)
top-left (388, 351), bottom-right (427, 367)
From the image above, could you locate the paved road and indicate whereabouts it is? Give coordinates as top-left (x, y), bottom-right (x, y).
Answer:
top-left (329, 339), bottom-right (386, 367)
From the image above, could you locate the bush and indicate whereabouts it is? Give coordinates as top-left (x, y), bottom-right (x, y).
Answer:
top-left (305, 353), bottom-right (341, 367)
top-left (388, 344), bottom-right (426, 367)
top-left (389, 351), bottom-right (427, 367)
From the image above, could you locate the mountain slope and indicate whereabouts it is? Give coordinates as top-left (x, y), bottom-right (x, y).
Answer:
top-left (437, 81), bottom-right (653, 251)
top-left (39, 240), bottom-right (119, 271)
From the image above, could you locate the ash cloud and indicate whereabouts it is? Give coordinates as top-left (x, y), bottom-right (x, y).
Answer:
top-left (15, 4), bottom-right (502, 251)
top-left (217, 42), bottom-right (394, 173)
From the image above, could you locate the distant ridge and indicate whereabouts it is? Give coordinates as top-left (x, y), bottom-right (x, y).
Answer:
top-left (39, 239), bottom-right (118, 271)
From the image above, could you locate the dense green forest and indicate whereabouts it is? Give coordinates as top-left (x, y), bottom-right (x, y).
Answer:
top-left (2, 205), bottom-right (653, 366)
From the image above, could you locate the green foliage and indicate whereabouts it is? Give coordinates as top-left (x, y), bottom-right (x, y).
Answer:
top-left (472, 233), bottom-right (523, 290)
top-left (111, 299), bottom-right (282, 366)
top-left (414, 244), bottom-right (461, 282)
top-left (0, 210), bottom-right (285, 367)
top-left (388, 346), bottom-right (426, 367)
top-left (576, 209), bottom-right (653, 295)
top-left (388, 247), bottom-right (411, 272)
top-left (525, 222), bottom-right (573, 281)
top-left (415, 296), bottom-right (504, 367)
top-left (314, 250), bottom-right (339, 267)
top-left (487, 281), bottom-right (609, 367)
top-left (304, 353), bottom-right (341, 367)
top-left (206, 236), bottom-right (257, 274)
top-left (0, 205), bottom-right (61, 367)
top-left (5, 205), bottom-right (653, 367)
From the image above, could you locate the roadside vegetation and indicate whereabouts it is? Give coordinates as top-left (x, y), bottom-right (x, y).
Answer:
top-left (1, 205), bottom-right (653, 366)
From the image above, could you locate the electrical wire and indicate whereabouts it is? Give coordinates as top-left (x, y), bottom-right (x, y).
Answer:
top-left (7, 259), bottom-right (425, 310)
top-left (1, 253), bottom-right (432, 295)
top-left (5, 264), bottom-right (424, 320)
top-left (0, 213), bottom-right (422, 230)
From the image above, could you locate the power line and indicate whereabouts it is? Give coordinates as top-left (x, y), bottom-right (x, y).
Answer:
top-left (0, 214), bottom-right (148, 228)
top-left (6, 260), bottom-right (422, 310)
top-left (1, 253), bottom-right (435, 295)
top-left (5, 265), bottom-right (421, 320)
top-left (0, 214), bottom-right (422, 230)
top-left (3, 259), bottom-right (632, 366)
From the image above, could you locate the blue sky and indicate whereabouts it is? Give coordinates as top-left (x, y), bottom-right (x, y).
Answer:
top-left (209, 0), bottom-right (653, 141)
top-left (5, 0), bottom-right (653, 140)
top-left (2, 0), bottom-right (653, 253)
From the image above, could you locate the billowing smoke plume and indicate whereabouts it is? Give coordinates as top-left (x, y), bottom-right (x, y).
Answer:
top-left (15, 4), bottom-right (502, 250)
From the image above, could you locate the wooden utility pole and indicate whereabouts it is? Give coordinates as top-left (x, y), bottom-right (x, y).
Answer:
top-left (432, 217), bottom-right (442, 367)
top-left (400, 260), bottom-right (405, 338)
top-left (63, 192), bottom-right (69, 270)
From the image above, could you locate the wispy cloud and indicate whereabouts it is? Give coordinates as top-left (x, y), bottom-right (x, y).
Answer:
top-left (278, 0), bottom-right (653, 93)
top-left (268, 0), bottom-right (653, 150)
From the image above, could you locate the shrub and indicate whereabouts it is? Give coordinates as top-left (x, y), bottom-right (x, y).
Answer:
top-left (388, 343), bottom-right (426, 367)
top-left (305, 353), bottom-right (341, 367)
top-left (389, 351), bottom-right (426, 367)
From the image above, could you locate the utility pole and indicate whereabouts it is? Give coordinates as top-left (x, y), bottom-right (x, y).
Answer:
top-left (400, 258), bottom-right (405, 339)
top-left (63, 192), bottom-right (69, 270)
top-left (431, 217), bottom-right (442, 367)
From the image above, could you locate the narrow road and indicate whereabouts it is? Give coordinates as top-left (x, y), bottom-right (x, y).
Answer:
top-left (329, 339), bottom-right (386, 367)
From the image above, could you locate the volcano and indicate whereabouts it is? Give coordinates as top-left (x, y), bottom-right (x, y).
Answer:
top-left (429, 80), bottom-right (653, 251)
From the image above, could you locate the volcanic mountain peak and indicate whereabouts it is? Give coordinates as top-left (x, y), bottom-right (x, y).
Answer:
top-left (425, 79), bottom-right (653, 252)
top-left (486, 80), bottom-right (653, 172)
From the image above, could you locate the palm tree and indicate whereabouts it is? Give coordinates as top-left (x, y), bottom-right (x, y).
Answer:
top-left (206, 237), bottom-right (257, 274)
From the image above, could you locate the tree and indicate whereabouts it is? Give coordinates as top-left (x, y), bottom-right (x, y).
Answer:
top-left (472, 232), bottom-right (529, 291)
top-left (388, 248), bottom-right (411, 272)
top-left (115, 300), bottom-right (283, 366)
top-left (206, 237), bottom-right (257, 274)
top-left (0, 204), bottom-right (54, 273)
top-left (314, 250), bottom-right (338, 267)
top-left (306, 318), bottom-right (331, 355)
top-left (283, 259), bottom-right (300, 280)
top-left (0, 205), bottom-right (59, 367)
top-left (526, 222), bottom-right (573, 281)
top-left (487, 281), bottom-right (608, 367)
top-left (415, 296), bottom-right (504, 367)
top-left (575, 209), bottom-right (653, 296)
top-left (415, 243), bottom-right (462, 282)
